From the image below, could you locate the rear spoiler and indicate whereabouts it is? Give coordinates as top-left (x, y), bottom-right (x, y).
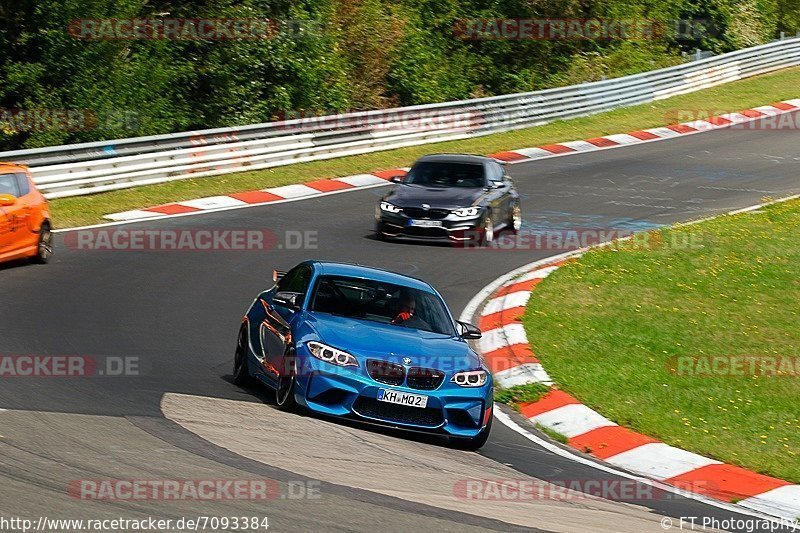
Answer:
top-left (272, 270), bottom-right (287, 283)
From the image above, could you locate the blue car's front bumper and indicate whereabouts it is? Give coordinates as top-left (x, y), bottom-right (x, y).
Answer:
top-left (292, 352), bottom-right (492, 438)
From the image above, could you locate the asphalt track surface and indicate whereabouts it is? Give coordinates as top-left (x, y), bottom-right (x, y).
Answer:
top-left (1, 121), bottom-right (799, 532)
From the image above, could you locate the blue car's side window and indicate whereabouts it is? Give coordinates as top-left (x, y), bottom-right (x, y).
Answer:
top-left (277, 265), bottom-right (312, 295)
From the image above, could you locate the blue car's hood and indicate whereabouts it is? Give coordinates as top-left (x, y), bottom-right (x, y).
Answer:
top-left (303, 312), bottom-right (481, 372)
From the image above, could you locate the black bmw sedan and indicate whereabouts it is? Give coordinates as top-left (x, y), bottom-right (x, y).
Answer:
top-left (375, 154), bottom-right (521, 245)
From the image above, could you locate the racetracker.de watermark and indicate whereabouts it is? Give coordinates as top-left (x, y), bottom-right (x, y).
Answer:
top-left (273, 108), bottom-right (483, 133)
top-left (454, 18), bottom-right (717, 41)
top-left (67, 479), bottom-right (321, 501)
top-left (665, 109), bottom-right (800, 130)
top-left (667, 355), bottom-right (800, 377)
top-left (459, 229), bottom-right (706, 251)
top-left (453, 479), bottom-right (718, 502)
top-left (0, 109), bottom-right (139, 133)
top-left (0, 355), bottom-right (143, 378)
top-left (67, 18), bottom-right (325, 41)
top-left (64, 229), bottom-right (318, 252)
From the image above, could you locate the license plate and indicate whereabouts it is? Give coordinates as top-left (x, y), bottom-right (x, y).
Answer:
top-left (377, 388), bottom-right (429, 408)
top-left (408, 219), bottom-right (442, 228)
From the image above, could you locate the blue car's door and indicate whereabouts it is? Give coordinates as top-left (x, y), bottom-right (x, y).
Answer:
top-left (261, 264), bottom-right (313, 384)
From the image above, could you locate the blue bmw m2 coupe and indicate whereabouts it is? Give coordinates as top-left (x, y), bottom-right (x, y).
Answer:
top-left (233, 260), bottom-right (493, 449)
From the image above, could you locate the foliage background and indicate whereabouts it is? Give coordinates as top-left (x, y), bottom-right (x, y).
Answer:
top-left (1, 0), bottom-right (798, 150)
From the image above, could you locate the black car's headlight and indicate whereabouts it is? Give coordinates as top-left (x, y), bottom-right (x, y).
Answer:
top-left (451, 206), bottom-right (480, 218)
top-left (307, 341), bottom-right (359, 367)
top-left (451, 369), bottom-right (488, 387)
top-left (380, 201), bottom-right (402, 213)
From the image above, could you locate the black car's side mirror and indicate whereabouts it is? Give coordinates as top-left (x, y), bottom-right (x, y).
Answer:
top-left (390, 175), bottom-right (404, 184)
top-left (457, 321), bottom-right (482, 339)
top-left (273, 291), bottom-right (303, 310)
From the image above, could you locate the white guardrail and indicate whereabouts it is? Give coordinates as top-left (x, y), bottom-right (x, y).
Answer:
top-left (2, 37), bottom-right (800, 199)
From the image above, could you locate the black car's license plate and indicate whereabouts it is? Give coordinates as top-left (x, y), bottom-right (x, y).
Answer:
top-left (408, 219), bottom-right (442, 228)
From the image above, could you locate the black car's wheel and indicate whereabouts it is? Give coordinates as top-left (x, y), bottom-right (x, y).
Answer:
top-left (375, 222), bottom-right (390, 241)
top-left (507, 202), bottom-right (522, 233)
top-left (481, 215), bottom-right (494, 246)
top-left (232, 328), bottom-right (252, 386)
top-left (33, 222), bottom-right (52, 264)
top-left (450, 415), bottom-right (493, 450)
top-left (275, 371), bottom-right (297, 411)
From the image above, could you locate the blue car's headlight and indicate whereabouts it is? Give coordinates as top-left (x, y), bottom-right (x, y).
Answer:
top-left (452, 206), bottom-right (480, 218)
top-left (451, 369), bottom-right (488, 387)
top-left (380, 201), bottom-right (402, 213)
top-left (308, 341), bottom-right (359, 367)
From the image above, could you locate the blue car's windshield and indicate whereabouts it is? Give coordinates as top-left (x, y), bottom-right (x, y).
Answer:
top-left (310, 275), bottom-right (456, 336)
top-left (404, 162), bottom-right (486, 188)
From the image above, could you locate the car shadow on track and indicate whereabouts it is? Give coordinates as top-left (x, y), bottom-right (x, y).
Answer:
top-left (0, 257), bottom-right (39, 271)
top-left (221, 373), bottom-right (458, 450)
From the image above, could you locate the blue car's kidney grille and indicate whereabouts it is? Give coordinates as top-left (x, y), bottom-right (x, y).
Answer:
top-left (353, 397), bottom-right (444, 427)
top-left (406, 367), bottom-right (445, 390)
top-left (367, 359), bottom-right (405, 386)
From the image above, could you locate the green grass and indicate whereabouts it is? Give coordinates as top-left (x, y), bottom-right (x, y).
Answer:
top-left (494, 382), bottom-right (551, 409)
top-left (51, 67), bottom-right (800, 228)
top-left (522, 198), bottom-right (800, 483)
top-left (535, 424), bottom-right (569, 445)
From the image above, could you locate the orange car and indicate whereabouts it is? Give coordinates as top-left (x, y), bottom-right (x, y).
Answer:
top-left (0, 162), bottom-right (52, 264)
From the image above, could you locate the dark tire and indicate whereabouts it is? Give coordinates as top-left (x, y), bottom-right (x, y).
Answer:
top-left (375, 221), bottom-right (389, 241)
top-left (275, 370), bottom-right (298, 411)
top-left (33, 222), bottom-right (52, 264)
top-left (232, 327), bottom-right (253, 386)
top-left (450, 415), bottom-right (493, 450)
top-left (507, 202), bottom-right (522, 233)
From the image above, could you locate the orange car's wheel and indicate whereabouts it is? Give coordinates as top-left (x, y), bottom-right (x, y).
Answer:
top-left (33, 222), bottom-right (52, 264)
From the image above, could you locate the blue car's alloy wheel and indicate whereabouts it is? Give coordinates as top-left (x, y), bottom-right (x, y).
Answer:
top-left (276, 370), bottom-right (297, 411)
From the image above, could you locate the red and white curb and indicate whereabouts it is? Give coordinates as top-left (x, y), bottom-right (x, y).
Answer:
top-left (469, 256), bottom-right (800, 521)
top-left (105, 169), bottom-right (409, 221)
top-left (487, 99), bottom-right (800, 164)
top-left (104, 99), bottom-right (800, 223)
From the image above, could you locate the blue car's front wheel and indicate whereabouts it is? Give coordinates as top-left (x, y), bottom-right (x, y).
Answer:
top-left (450, 415), bottom-right (493, 450)
top-left (232, 327), bottom-right (252, 386)
top-left (275, 363), bottom-right (298, 411)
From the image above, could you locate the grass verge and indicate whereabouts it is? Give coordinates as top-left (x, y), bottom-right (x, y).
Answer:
top-left (494, 382), bottom-right (551, 409)
top-left (50, 67), bottom-right (800, 228)
top-left (522, 198), bottom-right (800, 483)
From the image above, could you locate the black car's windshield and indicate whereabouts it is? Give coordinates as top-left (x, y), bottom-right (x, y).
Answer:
top-left (310, 275), bottom-right (456, 336)
top-left (404, 162), bottom-right (486, 188)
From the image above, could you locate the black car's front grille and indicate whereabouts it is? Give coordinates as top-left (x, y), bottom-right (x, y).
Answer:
top-left (406, 367), bottom-right (445, 390)
top-left (367, 359), bottom-right (405, 386)
top-left (401, 226), bottom-right (449, 238)
top-left (401, 207), bottom-right (450, 220)
top-left (353, 397), bottom-right (444, 427)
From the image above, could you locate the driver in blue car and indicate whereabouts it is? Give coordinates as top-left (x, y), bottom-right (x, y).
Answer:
top-left (392, 291), bottom-right (416, 324)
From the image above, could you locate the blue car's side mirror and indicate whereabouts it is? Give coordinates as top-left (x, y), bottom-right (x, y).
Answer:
top-left (457, 321), bottom-right (482, 339)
